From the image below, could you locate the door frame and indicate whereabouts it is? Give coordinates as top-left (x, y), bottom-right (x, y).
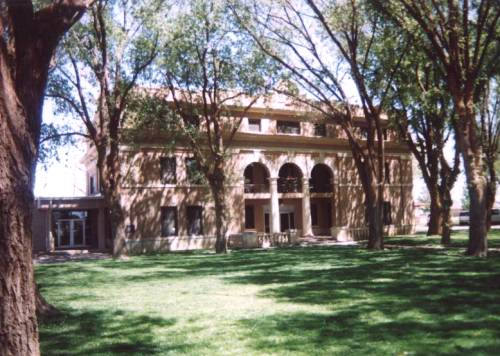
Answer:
top-left (56, 219), bottom-right (86, 248)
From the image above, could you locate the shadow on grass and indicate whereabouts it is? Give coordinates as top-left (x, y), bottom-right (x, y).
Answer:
top-left (40, 308), bottom-right (181, 355)
top-left (36, 242), bottom-right (500, 355)
top-left (386, 228), bottom-right (500, 249)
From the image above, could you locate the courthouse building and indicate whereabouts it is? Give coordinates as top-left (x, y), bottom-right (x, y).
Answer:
top-left (33, 98), bottom-right (414, 253)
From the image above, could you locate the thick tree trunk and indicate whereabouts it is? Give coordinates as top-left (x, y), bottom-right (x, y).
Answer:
top-left (0, 106), bottom-right (40, 354)
top-left (0, 189), bottom-right (40, 355)
top-left (466, 182), bottom-right (488, 256)
top-left (110, 200), bottom-right (126, 258)
top-left (210, 174), bottom-right (228, 254)
top-left (455, 101), bottom-right (488, 257)
top-left (427, 190), bottom-right (444, 236)
top-left (365, 184), bottom-right (384, 250)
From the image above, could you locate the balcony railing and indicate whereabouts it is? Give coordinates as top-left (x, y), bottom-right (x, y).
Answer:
top-left (244, 183), bottom-right (270, 193)
top-left (278, 178), bottom-right (302, 193)
top-left (309, 182), bottom-right (333, 193)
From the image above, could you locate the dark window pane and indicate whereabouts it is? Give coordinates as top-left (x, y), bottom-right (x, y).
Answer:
top-left (290, 212), bottom-right (295, 229)
top-left (89, 176), bottom-right (95, 195)
top-left (277, 121), bottom-right (300, 134)
top-left (245, 205), bottom-right (255, 229)
top-left (160, 157), bottom-right (176, 184)
top-left (311, 204), bottom-right (318, 226)
top-left (161, 207), bottom-right (177, 236)
top-left (314, 123), bottom-right (326, 137)
top-left (385, 162), bottom-right (391, 184)
top-left (383, 201), bottom-right (392, 225)
top-left (186, 158), bottom-right (204, 184)
top-left (248, 119), bottom-right (261, 132)
top-left (187, 206), bottom-right (203, 235)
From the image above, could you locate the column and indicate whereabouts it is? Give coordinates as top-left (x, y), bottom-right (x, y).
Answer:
top-left (269, 178), bottom-right (280, 233)
top-left (301, 178), bottom-right (313, 236)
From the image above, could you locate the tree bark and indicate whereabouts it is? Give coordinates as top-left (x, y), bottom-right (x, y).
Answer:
top-left (210, 173), bottom-right (228, 254)
top-left (427, 190), bottom-right (444, 236)
top-left (455, 101), bottom-right (488, 256)
top-left (0, 37), bottom-right (39, 356)
top-left (0, 162), bottom-right (39, 355)
top-left (0, 2), bottom-right (89, 353)
top-left (365, 182), bottom-right (384, 250)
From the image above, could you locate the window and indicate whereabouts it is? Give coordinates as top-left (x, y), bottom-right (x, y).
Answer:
top-left (89, 176), bottom-right (95, 195)
top-left (245, 205), bottom-right (255, 229)
top-left (360, 127), bottom-right (369, 139)
top-left (383, 201), bottom-right (392, 225)
top-left (383, 128), bottom-right (388, 141)
top-left (248, 119), bottom-right (261, 132)
top-left (277, 121), bottom-right (300, 134)
top-left (186, 158), bottom-right (204, 184)
top-left (314, 123), bottom-right (327, 137)
top-left (187, 206), bottom-right (203, 235)
top-left (311, 204), bottom-right (318, 226)
top-left (160, 157), bottom-right (176, 184)
top-left (385, 161), bottom-right (391, 184)
top-left (161, 207), bottom-right (178, 236)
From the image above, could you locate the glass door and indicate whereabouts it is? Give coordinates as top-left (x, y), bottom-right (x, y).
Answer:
top-left (57, 219), bottom-right (86, 248)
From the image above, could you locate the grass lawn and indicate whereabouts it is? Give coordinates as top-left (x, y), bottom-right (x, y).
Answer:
top-left (386, 227), bottom-right (500, 249)
top-left (37, 230), bottom-right (500, 355)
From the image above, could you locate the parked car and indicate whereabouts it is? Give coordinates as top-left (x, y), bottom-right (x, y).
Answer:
top-left (491, 209), bottom-right (500, 225)
top-left (459, 209), bottom-right (500, 225)
top-left (459, 211), bottom-right (470, 225)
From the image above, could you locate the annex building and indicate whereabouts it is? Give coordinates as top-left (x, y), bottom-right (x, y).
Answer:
top-left (33, 98), bottom-right (414, 253)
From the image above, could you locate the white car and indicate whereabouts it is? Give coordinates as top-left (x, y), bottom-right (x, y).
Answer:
top-left (459, 211), bottom-right (469, 225)
top-left (459, 209), bottom-right (500, 225)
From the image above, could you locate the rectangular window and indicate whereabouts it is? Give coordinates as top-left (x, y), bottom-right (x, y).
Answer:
top-left (314, 123), bottom-right (327, 137)
top-left (89, 176), bottom-right (95, 195)
top-left (383, 201), bottom-right (392, 225)
top-left (385, 161), bottom-right (391, 184)
top-left (360, 127), bottom-right (369, 139)
top-left (277, 121), bottom-right (300, 134)
top-left (383, 128), bottom-right (388, 141)
top-left (248, 119), bottom-right (261, 132)
top-left (186, 158), bottom-right (204, 184)
top-left (160, 157), bottom-right (176, 184)
top-left (311, 204), bottom-right (318, 226)
top-left (161, 207), bottom-right (178, 237)
top-left (187, 206), bottom-right (203, 235)
top-left (245, 205), bottom-right (255, 229)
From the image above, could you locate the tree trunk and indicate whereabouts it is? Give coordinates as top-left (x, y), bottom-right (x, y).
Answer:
top-left (455, 101), bottom-right (488, 257)
top-left (108, 195), bottom-right (126, 257)
top-left (428, 190), bottom-right (444, 236)
top-left (440, 192), bottom-right (452, 246)
top-left (210, 174), bottom-right (228, 254)
top-left (466, 182), bottom-right (488, 256)
top-left (0, 108), bottom-right (40, 354)
top-left (366, 184), bottom-right (384, 250)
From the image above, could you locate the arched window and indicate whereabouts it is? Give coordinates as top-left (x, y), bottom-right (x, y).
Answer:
top-left (278, 163), bottom-right (303, 193)
top-left (310, 164), bottom-right (333, 193)
top-left (243, 163), bottom-right (270, 193)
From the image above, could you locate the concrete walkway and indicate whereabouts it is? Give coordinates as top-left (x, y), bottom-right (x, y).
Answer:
top-left (34, 250), bottom-right (111, 264)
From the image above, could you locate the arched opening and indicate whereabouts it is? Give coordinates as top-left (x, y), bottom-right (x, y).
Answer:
top-left (244, 162), bottom-right (270, 193)
top-left (310, 164), bottom-right (333, 193)
top-left (278, 163), bottom-right (303, 193)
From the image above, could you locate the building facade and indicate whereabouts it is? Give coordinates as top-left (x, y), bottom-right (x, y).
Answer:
top-left (33, 101), bottom-right (414, 253)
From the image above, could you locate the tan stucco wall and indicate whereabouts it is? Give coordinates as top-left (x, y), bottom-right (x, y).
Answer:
top-left (113, 145), bottom-right (413, 251)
